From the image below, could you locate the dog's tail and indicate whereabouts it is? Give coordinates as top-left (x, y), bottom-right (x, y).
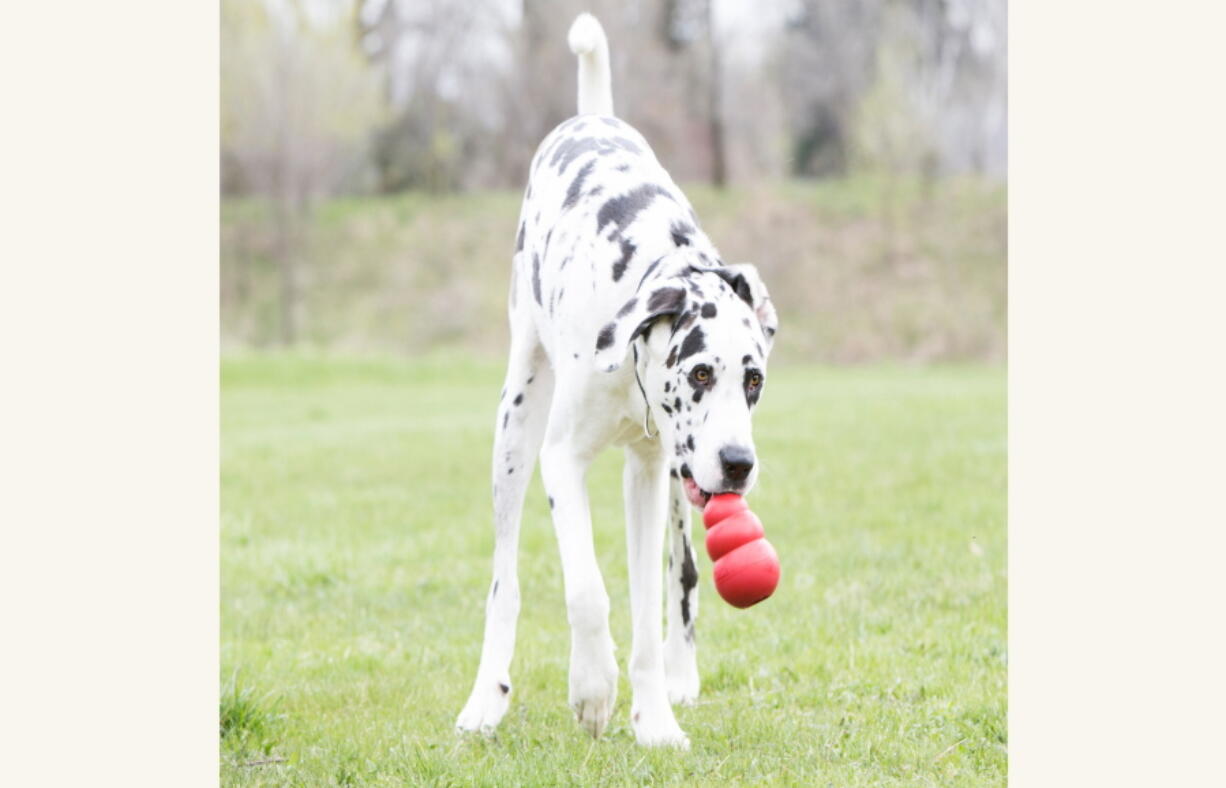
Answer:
top-left (568, 13), bottom-right (613, 116)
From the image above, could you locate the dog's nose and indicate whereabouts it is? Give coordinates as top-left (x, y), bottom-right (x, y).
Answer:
top-left (719, 445), bottom-right (755, 484)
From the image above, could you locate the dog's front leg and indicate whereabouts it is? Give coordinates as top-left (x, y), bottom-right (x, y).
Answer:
top-left (539, 429), bottom-right (619, 739)
top-left (664, 474), bottom-right (700, 705)
top-left (623, 440), bottom-right (689, 748)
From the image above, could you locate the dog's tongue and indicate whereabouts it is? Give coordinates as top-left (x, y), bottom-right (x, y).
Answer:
top-left (682, 477), bottom-right (709, 509)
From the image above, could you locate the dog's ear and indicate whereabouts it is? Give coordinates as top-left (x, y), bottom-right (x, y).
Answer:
top-left (721, 263), bottom-right (778, 349)
top-left (593, 279), bottom-right (688, 372)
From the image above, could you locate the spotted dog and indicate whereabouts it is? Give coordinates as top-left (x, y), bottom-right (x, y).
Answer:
top-left (455, 13), bottom-right (778, 749)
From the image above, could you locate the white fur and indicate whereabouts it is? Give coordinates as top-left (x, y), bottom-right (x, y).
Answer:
top-left (568, 13), bottom-right (613, 116)
top-left (457, 14), bottom-right (777, 749)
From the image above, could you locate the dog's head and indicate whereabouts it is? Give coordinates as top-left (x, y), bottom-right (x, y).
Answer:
top-left (595, 264), bottom-right (778, 508)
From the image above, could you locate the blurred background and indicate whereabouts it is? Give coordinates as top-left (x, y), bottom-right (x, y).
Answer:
top-left (221, 0), bottom-right (1006, 364)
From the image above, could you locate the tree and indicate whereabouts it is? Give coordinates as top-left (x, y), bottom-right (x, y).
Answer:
top-left (222, 0), bottom-right (383, 343)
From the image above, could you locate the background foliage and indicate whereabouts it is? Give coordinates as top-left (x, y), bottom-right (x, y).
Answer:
top-left (220, 0), bottom-right (1006, 361)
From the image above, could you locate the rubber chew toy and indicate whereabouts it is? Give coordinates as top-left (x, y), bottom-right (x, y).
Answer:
top-left (702, 494), bottom-right (780, 608)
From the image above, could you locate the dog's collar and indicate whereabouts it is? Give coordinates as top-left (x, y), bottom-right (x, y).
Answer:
top-left (631, 344), bottom-right (658, 439)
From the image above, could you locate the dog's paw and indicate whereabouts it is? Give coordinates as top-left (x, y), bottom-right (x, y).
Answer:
top-left (666, 668), bottom-right (700, 706)
top-left (664, 639), bottom-right (700, 706)
top-left (456, 678), bottom-right (511, 734)
top-left (569, 635), bottom-right (619, 738)
top-left (631, 698), bottom-right (690, 749)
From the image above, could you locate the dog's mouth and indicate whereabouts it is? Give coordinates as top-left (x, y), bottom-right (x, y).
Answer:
top-left (682, 476), bottom-right (711, 509)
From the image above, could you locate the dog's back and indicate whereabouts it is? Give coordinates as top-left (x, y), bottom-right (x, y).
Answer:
top-left (512, 16), bottom-right (721, 365)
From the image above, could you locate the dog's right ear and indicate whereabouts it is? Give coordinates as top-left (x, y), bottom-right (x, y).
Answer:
top-left (593, 279), bottom-right (688, 372)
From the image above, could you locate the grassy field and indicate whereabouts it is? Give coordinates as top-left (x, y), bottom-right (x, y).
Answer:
top-left (221, 354), bottom-right (1006, 786)
top-left (221, 177), bottom-right (1006, 364)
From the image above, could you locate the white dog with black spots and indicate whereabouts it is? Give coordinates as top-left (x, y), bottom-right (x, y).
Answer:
top-left (456, 13), bottom-right (778, 749)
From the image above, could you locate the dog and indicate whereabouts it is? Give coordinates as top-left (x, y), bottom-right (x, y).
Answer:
top-left (455, 13), bottom-right (778, 748)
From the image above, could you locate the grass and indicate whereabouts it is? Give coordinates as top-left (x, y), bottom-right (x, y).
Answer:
top-left (221, 353), bottom-right (1006, 785)
top-left (221, 176), bottom-right (1005, 363)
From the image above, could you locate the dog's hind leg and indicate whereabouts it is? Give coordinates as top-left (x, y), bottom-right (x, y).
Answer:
top-left (456, 297), bottom-right (553, 734)
top-left (664, 473), bottom-right (701, 705)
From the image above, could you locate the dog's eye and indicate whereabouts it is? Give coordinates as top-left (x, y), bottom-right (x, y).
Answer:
top-left (747, 371), bottom-right (762, 389)
top-left (691, 365), bottom-right (712, 384)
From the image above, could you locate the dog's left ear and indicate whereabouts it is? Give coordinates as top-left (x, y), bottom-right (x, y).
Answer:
top-left (594, 278), bottom-right (688, 372)
top-left (722, 263), bottom-right (779, 349)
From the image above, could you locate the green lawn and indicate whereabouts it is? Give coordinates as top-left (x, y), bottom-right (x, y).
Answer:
top-left (221, 354), bottom-right (1006, 786)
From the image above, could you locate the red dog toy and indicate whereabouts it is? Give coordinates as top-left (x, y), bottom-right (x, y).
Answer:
top-left (702, 494), bottom-right (780, 608)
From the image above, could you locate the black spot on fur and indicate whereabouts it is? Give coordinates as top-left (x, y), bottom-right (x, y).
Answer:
top-left (664, 381), bottom-right (671, 392)
top-left (671, 310), bottom-right (696, 336)
top-left (498, 682), bottom-right (510, 695)
top-left (563, 160), bottom-right (595, 210)
top-left (674, 396), bottom-right (682, 411)
top-left (662, 403), bottom-right (672, 415)
top-left (492, 579), bottom-right (498, 596)
top-left (513, 393), bottom-right (523, 406)
top-left (596, 184), bottom-right (672, 235)
top-left (742, 355), bottom-right (753, 365)
top-left (615, 163), bottom-right (630, 172)
top-left (611, 136), bottom-right (642, 154)
top-left (515, 221), bottom-right (525, 251)
top-left (613, 238), bottom-right (635, 282)
top-left (686, 435), bottom-right (695, 451)
top-left (616, 298), bottom-right (637, 318)
top-left (532, 254), bottom-right (542, 305)
top-left (701, 303), bottom-right (717, 318)
top-left (647, 286), bottom-right (685, 314)
top-left (670, 467), bottom-right (679, 479)
top-left (710, 268), bottom-right (753, 307)
top-left (679, 540), bottom-right (698, 625)
top-left (693, 389), bottom-right (703, 403)
top-left (548, 496), bottom-right (555, 509)
top-left (670, 222), bottom-right (694, 247)
top-left (666, 346), bottom-right (678, 368)
top-left (595, 323), bottom-right (616, 351)
top-left (508, 467), bottom-right (514, 474)
top-left (602, 117), bottom-right (620, 127)
top-left (550, 136), bottom-right (601, 173)
top-left (502, 411), bottom-right (509, 430)
top-left (680, 463), bottom-right (692, 479)
top-left (678, 326), bottom-right (706, 362)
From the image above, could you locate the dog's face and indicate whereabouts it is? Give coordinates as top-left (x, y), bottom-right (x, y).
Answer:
top-left (594, 265), bottom-right (778, 509)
